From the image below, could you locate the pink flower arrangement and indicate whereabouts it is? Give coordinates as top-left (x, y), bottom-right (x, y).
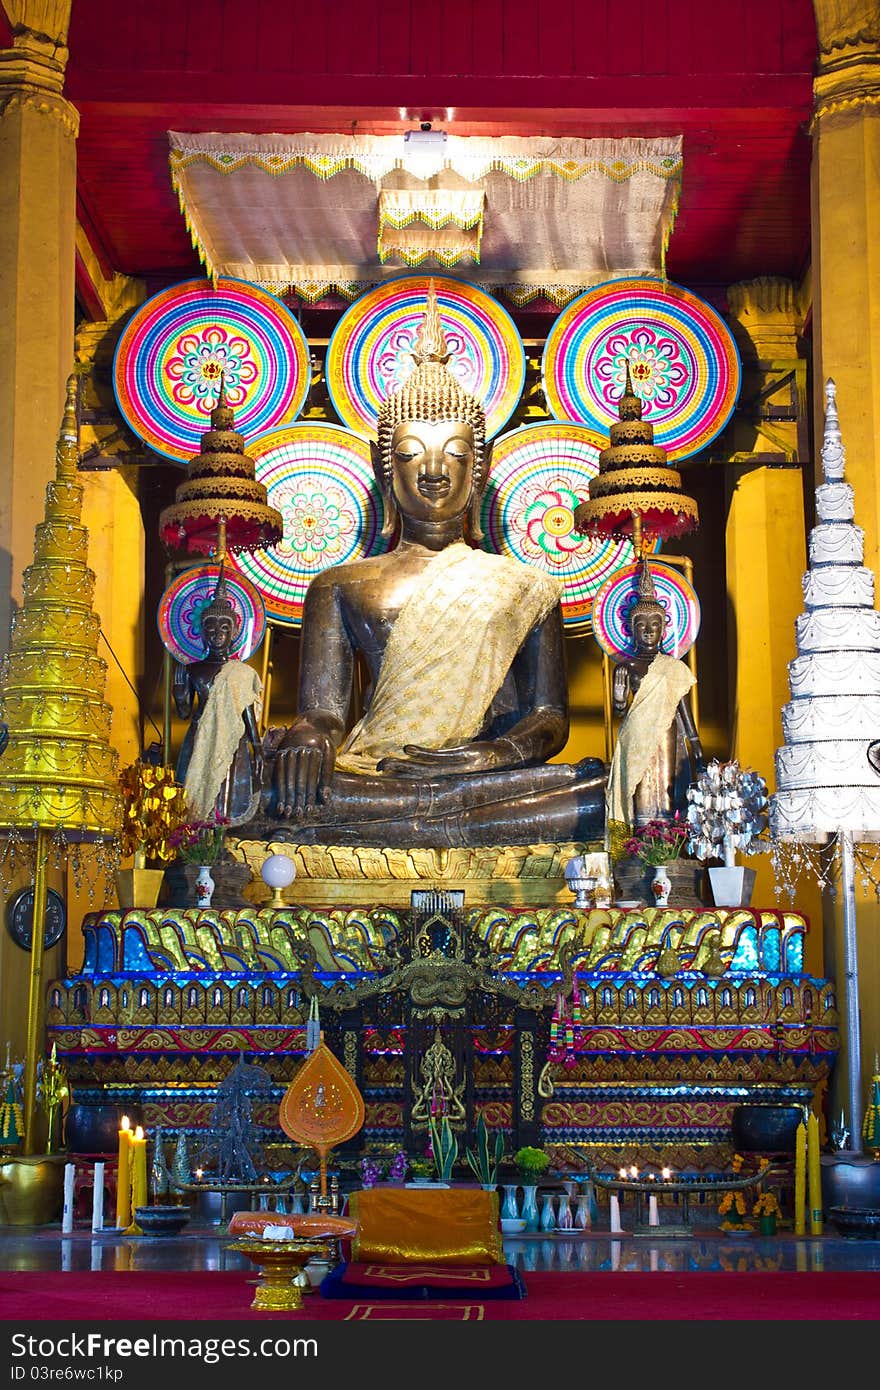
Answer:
top-left (624, 815), bottom-right (688, 866)
top-left (167, 811), bottom-right (229, 865)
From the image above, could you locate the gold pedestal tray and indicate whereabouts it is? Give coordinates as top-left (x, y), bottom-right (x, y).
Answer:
top-left (229, 1238), bottom-right (329, 1311)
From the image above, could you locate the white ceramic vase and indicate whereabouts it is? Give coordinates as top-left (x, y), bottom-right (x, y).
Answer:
top-left (195, 864), bottom-right (215, 908)
top-left (651, 864), bottom-right (671, 907)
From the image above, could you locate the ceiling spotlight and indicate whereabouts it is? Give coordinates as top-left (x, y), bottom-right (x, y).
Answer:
top-left (404, 125), bottom-right (448, 149)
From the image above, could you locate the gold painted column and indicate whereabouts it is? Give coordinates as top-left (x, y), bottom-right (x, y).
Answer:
top-left (723, 278), bottom-right (823, 945)
top-left (0, 2), bottom-right (77, 653)
top-left (810, 0), bottom-right (880, 1118)
top-left (0, 2), bottom-right (76, 1067)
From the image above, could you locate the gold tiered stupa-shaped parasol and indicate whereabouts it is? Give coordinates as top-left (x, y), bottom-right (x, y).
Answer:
top-left (158, 376), bottom-right (284, 557)
top-left (0, 376), bottom-right (122, 1151)
top-left (573, 364), bottom-right (699, 554)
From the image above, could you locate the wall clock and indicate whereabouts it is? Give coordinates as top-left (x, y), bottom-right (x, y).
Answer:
top-left (5, 887), bottom-right (67, 951)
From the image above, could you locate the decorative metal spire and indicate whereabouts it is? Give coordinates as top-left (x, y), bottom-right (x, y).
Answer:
top-left (820, 378), bottom-right (845, 482)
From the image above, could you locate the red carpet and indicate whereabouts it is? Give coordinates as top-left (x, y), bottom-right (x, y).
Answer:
top-left (1, 1270), bottom-right (879, 1320)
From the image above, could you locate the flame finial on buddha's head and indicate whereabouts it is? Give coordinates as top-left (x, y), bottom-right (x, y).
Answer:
top-left (376, 280), bottom-right (488, 497)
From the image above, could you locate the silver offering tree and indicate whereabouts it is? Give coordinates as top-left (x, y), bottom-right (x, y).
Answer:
top-left (686, 759), bottom-right (769, 868)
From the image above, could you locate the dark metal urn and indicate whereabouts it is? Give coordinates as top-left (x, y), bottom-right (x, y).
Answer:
top-left (65, 1099), bottom-right (145, 1155)
top-left (821, 1153), bottom-right (880, 1213)
top-left (730, 1103), bottom-right (804, 1153)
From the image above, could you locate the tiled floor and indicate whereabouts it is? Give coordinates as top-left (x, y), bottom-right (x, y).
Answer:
top-left (1, 1226), bottom-right (878, 1274)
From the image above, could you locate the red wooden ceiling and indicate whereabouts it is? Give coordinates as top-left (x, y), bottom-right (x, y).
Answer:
top-left (3, 0), bottom-right (818, 299)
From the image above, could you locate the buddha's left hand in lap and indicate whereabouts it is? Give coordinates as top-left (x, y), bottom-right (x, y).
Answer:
top-left (377, 739), bottom-right (518, 778)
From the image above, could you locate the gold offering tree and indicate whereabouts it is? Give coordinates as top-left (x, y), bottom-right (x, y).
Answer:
top-left (0, 376), bottom-right (122, 1151)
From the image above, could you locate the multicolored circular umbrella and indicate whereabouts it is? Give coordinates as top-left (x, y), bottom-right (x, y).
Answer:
top-left (480, 421), bottom-right (650, 636)
top-left (325, 275), bottom-right (525, 440)
top-left (542, 277), bottom-right (741, 461)
top-left (157, 563), bottom-right (267, 664)
top-left (591, 560), bottom-right (701, 661)
top-left (227, 423), bottom-right (388, 628)
top-left (113, 277), bottom-right (311, 462)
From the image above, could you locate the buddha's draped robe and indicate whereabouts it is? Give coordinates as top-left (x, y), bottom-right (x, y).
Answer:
top-left (335, 541), bottom-right (562, 775)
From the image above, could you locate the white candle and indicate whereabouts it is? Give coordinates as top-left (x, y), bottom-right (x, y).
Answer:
top-left (611, 1238), bottom-right (622, 1271)
top-left (648, 1194), bottom-right (659, 1226)
top-left (62, 1163), bottom-right (75, 1233)
top-left (91, 1161), bottom-right (105, 1233)
top-left (609, 1192), bottom-right (622, 1233)
top-left (61, 1238), bottom-right (72, 1272)
top-left (90, 1241), bottom-right (102, 1272)
top-left (650, 1247), bottom-right (659, 1271)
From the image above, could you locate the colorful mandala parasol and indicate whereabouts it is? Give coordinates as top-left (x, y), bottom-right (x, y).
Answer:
top-left (227, 423), bottom-right (388, 628)
top-left (591, 560), bottom-right (701, 661)
top-left (542, 277), bottom-right (741, 461)
top-left (157, 563), bottom-right (267, 665)
top-left (113, 277), bottom-right (311, 463)
top-left (325, 274), bottom-right (525, 440)
top-left (479, 421), bottom-right (656, 636)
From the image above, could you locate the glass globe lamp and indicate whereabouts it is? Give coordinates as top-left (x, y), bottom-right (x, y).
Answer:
top-left (261, 853), bottom-right (296, 907)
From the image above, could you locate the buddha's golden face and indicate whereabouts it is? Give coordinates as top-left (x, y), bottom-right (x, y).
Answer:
top-left (389, 419), bottom-right (475, 524)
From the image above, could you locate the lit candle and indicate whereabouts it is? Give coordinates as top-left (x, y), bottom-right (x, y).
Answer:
top-left (629, 1165), bottom-right (638, 1179)
top-left (619, 1167), bottom-right (628, 1180)
top-left (61, 1163), bottom-right (75, 1234)
top-left (91, 1161), bottom-right (105, 1234)
top-left (648, 1194), bottom-right (659, 1226)
top-left (661, 1167), bottom-right (671, 1180)
top-left (807, 1112), bottom-right (823, 1235)
top-left (195, 1168), bottom-right (204, 1183)
top-left (609, 1192), bottom-right (622, 1233)
top-left (130, 1126), bottom-right (148, 1216)
top-left (115, 1116), bottom-right (132, 1230)
top-left (794, 1120), bottom-right (806, 1235)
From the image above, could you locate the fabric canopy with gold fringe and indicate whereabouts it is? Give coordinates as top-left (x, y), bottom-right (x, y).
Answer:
top-left (168, 132), bottom-right (682, 302)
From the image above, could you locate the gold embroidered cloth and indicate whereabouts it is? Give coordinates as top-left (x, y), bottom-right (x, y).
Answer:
top-left (184, 660), bottom-right (262, 818)
top-left (336, 543), bottom-right (562, 774)
top-left (349, 1188), bottom-right (504, 1266)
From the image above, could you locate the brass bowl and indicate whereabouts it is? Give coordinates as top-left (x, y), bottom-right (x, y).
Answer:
top-left (0, 1154), bottom-right (66, 1226)
top-left (229, 1238), bottom-right (330, 1312)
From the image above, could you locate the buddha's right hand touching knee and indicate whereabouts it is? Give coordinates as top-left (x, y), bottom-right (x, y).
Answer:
top-left (274, 718), bottom-right (338, 818)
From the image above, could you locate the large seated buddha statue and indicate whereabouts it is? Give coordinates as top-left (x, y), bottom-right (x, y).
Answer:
top-left (259, 285), bottom-right (605, 849)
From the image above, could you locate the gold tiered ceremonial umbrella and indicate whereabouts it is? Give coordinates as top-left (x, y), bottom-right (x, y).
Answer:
top-left (0, 377), bottom-right (122, 1152)
top-left (573, 364), bottom-right (699, 556)
top-left (158, 376), bottom-right (283, 559)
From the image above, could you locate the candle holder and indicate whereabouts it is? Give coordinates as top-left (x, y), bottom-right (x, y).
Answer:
top-left (589, 1164), bottom-right (765, 1237)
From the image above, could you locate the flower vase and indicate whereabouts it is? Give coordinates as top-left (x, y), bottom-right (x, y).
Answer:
top-left (575, 1193), bottom-right (591, 1229)
top-left (651, 864), bottom-right (671, 907)
top-left (520, 1184), bottom-right (540, 1232)
top-left (540, 1193), bottom-right (556, 1232)
top-left (501, 1185), bottom-right (520, 1222)
top-left (195, 864), bottom-right (215, 908)
top-left (758, 1213), bottom-right (777, 1236)
top-left (557, 1192), bottom-right (573, 1230)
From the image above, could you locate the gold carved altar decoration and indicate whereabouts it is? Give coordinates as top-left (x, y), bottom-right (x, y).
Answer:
top-left (279, 1037), bottom-right (365, 1201)
top-left (0, 376), bottom-right (122, 1151)
top-left (168, 132), bottom-right (682, 304)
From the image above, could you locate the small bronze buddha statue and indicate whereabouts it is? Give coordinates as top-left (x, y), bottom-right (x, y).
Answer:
top-left (607, 557), bottom-right (704, 847)
top-left (262, 284), bottom-right (605, 848)
top-left (173, 571), bottom-right (263, 825)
